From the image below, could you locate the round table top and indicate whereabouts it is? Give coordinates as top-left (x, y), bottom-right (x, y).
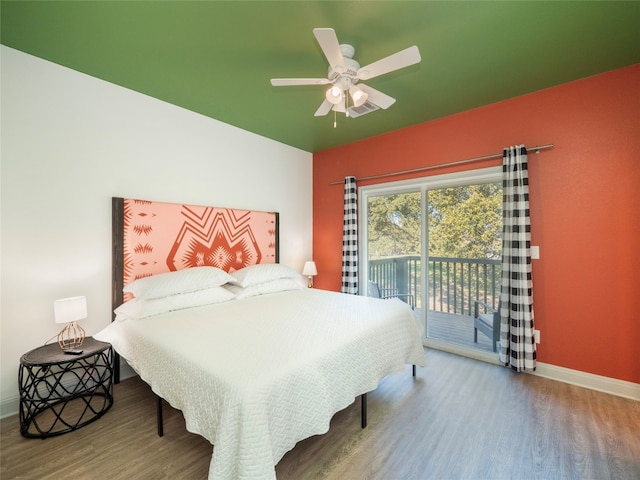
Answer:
top-left (20, 337), bottom-right (111, 366)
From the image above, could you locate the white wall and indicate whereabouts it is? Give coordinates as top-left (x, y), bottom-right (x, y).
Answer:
top-left (0, 46), bottom-right (313, 416)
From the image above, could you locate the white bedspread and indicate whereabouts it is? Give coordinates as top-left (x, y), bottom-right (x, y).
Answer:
top-left (95, 288), bottom-right (425, 479)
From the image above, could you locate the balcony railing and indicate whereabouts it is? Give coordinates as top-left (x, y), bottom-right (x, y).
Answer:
top-left (368, 255), bottom-right (501, 316)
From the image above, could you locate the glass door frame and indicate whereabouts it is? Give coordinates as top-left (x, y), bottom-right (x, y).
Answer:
top-left (358, 166), bottom-right (502, 363)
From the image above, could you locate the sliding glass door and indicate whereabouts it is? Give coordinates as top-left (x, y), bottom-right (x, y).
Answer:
top-left (425, 183), bottom-right (502, 354)
top-left (360, 168), bottom-right (502, 359)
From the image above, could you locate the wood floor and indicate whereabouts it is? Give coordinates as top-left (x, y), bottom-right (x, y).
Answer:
top-left (2, 348), bottom-right (639, 480)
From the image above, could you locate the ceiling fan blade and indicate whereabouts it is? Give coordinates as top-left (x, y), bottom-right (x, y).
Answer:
top-left (314, 99), bottom-right (333, 117)
top-left (271, 78), bottom-right (331, 86)
top-left (357, 46), bottom-right (421, 81)
top-left (313, 28), bottom-right (346, 74)
top-left (358, 84), bottom-right (396, 109)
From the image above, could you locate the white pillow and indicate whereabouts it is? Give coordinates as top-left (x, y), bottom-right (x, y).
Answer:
top-left (230, 263), bottom-right (301, 288)
top-left (123, 266), bottom-right (236, 300)
top-left (115, 286), bottom-right (235, 320)
top-left (226, 278), bottom-right (304, 299)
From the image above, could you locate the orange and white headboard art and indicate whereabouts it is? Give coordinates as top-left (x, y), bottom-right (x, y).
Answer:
top-left (112, 197), bottom-right (279, 315)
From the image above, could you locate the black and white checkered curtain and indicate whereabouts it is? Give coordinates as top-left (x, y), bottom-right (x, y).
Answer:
top-left (341, 176), bottom-right (358, 294)
top-left (499, 145), bottom-right (536, 372)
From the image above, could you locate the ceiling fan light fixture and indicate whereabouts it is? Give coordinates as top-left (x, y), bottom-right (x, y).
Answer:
top-left (325, 85), bottom-right (344, 105)
top-left (332, 101), bottom-right (346, 113)
top-left (349, 86), bottom-right (368, 107)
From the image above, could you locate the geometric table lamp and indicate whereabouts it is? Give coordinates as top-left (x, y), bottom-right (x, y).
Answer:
top-left (54, 296), bottom-right (87, 351)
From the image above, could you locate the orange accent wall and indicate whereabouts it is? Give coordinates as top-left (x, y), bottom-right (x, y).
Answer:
top-left (312, 64), bottom-right (640, 384)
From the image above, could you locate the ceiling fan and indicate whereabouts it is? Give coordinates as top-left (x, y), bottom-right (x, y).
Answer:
top-left (270, 28), bottom-right (421, 120)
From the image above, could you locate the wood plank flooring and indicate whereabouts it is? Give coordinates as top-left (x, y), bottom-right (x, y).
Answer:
top-left (2, 348), bottom-right (639, 479)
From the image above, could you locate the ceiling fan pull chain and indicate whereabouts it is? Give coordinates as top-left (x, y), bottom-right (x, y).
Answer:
top-left (333, 110), bottom-right (337, 128)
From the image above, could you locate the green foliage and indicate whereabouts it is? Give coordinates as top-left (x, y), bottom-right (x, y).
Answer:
top-left (428, 183), bottom-right (502, 259)
top-left (367, 192), bottom-right (421, 259)
top-left (367, 183), bottom-right (501, 260)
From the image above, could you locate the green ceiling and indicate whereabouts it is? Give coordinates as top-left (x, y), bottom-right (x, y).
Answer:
top-left (2, 1), bottom-right (639, 153)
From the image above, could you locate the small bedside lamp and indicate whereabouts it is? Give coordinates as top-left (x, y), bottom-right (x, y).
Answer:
top-left (54, 296), bottom-right (87, 351)
top-left (302, 261), bottom-right (318, 288)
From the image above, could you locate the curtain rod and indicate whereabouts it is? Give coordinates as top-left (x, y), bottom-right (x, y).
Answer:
top-left (329, 144), bottom-right (554, 185)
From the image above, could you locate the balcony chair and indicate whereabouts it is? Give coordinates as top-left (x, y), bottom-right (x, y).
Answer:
top-left (368, 281), bottom-right (415, 309)
top-left (473, 300), bottom-right (500, 352)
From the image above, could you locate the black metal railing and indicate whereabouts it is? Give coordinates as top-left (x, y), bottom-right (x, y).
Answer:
top-left (368, 255), bottom-right (501, 316)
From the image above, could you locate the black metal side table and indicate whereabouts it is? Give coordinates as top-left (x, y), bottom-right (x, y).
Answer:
top-left (19, 337), bottom-right (114, 438)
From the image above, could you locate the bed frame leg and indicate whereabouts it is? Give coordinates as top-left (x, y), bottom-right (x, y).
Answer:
top-left (413, 364), bottom-right (416, 377)
top-left (114, 353), bottom-right (120, 384)
top-left (361, 393), bottom-right (367, 429)
top-left (157, 395), bottom-right (164, 437)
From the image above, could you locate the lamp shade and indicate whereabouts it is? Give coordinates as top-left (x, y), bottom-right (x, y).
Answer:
top-left (302, 261), bottom-right (318, 276)
top-left (349, 86), bottom-right (368, 107)
top-left (54, 296), bottom-right (87, 324)
top-left (325, 85), bottom-right (344, 105)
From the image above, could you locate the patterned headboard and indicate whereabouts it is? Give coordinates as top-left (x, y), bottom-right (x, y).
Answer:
top-left (112, 197), bottom-right (279, 315)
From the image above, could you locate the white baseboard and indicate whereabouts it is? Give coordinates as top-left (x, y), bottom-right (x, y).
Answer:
top-left (0, 396), bottom-right (20, 420)
top-left (533, 362), bottom-right (640, 401)
top-left (425, 340), bottom-right (639, 401)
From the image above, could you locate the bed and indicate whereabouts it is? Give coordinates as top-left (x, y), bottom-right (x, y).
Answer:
top-left (96, 197), bottom-right (425, 480)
